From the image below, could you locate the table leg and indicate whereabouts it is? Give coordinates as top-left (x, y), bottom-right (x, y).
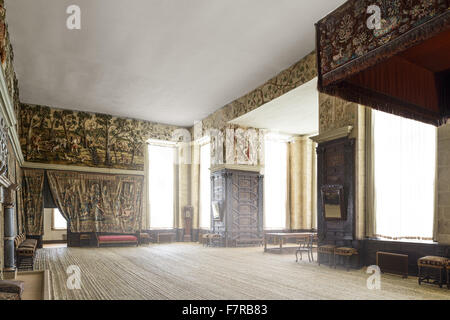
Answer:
top-left (279, 237), bottom-right (283, 251)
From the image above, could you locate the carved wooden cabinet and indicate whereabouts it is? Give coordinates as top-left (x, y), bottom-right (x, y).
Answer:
top-left (210, 166), bottom-right (263, 247)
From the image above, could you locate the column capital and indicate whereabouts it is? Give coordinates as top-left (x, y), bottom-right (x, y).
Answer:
top-left (4, 182), bottom-right (20, 207)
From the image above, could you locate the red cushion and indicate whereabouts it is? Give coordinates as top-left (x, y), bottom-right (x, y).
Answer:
top-left (98, 235), bottom-right (137, 242)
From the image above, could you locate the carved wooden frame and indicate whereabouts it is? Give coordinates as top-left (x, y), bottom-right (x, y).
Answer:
top-left (321, 184), bottom-right (346, 222)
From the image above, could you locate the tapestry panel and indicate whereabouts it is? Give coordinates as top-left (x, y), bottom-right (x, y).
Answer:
top-left (46, 170), bottom-right (144, 233)
top-left (19, 104), bottom-right (181, 171)
top-left (22, 169), bottom-right (44, 236)
top-left (200, 51), bottom-right (317, 133)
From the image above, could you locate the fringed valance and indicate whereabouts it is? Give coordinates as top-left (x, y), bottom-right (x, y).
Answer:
top-left (316, 0), bottom-right (450, 126)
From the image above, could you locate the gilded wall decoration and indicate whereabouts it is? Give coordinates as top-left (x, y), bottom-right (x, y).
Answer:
top-left (19, 104), bottom-right (182, 171)
top-left (222, 127), bottom-right (261, 166)
top-left (196, 52), bottom-right (316, 167)
top-left (225, 128), bottom-right (235, 165)
top-left (0, 1), bottom-right (21, 131)
top-left (235, 128), bottom-right (247, 165)
top-left (209, 128), bottom-right (224, 165)
top-left (200, 51), bottom-right (317, 134)
top-left (319, 93), bottom-right (358, 133)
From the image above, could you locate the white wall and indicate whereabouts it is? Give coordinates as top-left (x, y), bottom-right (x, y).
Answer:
top-left (42, 208), bottom-right (67, 241)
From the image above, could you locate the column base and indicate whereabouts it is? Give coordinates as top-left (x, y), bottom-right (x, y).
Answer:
top-left (3, 268), bottom-right (17, 280)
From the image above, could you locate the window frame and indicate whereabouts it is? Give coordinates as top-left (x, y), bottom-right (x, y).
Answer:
top-left (146, 140), bottom-right (177, 230)
top-left (366, 108), bottom-right (438, 242)
top-left (263, 133), bottom-right (290, 231)
top-left (199, 138), bottom-right (211, 230)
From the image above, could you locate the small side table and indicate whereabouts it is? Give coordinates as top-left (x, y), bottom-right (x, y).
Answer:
top-left (334, 247), bottom-right (359, 271)
top-left (80, 234), bottom-right (91, 247)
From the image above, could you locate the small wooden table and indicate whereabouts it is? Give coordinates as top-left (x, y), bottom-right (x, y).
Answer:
top-left (157, 232), bottom-right (176, 243)
top-left (264, 232), bottom-right (316, 253)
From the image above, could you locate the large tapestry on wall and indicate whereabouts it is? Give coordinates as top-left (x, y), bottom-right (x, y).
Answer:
top-left (16, 163), bottom-right (24, 234)
top-left (200, 52), bottom-right (317, 133)
top-left (46, 170), bottom-right (144, 233)
top-left (22, 169), bottom-right (44, 236)
top-left (19, 104), bottom-right (180, 171)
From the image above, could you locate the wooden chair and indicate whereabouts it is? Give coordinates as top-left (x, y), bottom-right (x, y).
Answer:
top-left (418, 256), bottom-right (449, 288)
top-left (295, 235), bottom-right (314, 263)
top-left (14, 234), bottom-right (38, 270)
top-left (311, 235), bottom-right (318, 262)
top-left (139, 231), bottom-right (151, 245)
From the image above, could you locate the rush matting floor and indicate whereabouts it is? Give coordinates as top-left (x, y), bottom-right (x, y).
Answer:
top-left (34, 243), bottom-right (450, 300)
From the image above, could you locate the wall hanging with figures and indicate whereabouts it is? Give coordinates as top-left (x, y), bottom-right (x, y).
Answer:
top-left (19, 104), bottom-right (180, 171)
top-left (208, 127), bottom-right (264, 166)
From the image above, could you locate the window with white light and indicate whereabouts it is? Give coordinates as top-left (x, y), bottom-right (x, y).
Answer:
top-left (199, 143), bottom-right (211, 229)
top-left (148, 143), bottom-right (175, 229)
top-left (264, 136), bottom-right (288, 230)
top-left (52, 208), bottom-right (67, 230)
top-left (373, 110), bottom-right (436, 241)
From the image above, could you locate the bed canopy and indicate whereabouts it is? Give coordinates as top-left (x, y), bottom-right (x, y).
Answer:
top-left (316, 0), bottom-right (450, 126)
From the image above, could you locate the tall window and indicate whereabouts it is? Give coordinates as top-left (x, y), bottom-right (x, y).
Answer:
top-left (264, 136), bottom-right (288, 230)
top-left (52, 208), bottom-right (67, 230)
top-left (199, 143), bottom-right (211, 229)
top-left (148, 143), bottom-right (175, 229)
top-left (373, 110), bottom-right (436, 240)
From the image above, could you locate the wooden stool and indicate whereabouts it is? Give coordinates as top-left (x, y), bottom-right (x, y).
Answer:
top-left (418, 256), bottom-right (449, 288)
top-left (318, 245), bottom-right (336, 267)
top-left (208, 234), bottom-right (221, 247)
top-left (201, 234), bottom-right (211, 246)
top-left (0, 280), bottom-right (24, 300)
top-left (139, 232), bottom-right (151, 245)
top-left (334, 247), bottom-right (358, 271)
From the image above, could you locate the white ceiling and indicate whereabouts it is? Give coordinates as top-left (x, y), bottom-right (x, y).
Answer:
top-left (5, 0), bottom-right (345, 126)
top-left (230, 77), bottom-right (318, 136)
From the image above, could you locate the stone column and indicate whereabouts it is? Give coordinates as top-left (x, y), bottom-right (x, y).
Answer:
top-left (3, 183), bottom-right (19, 273)
top-left (290, 137), bottom-right (317, 230)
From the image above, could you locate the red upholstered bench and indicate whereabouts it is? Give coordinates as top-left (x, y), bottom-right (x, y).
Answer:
top-left (95, 234), bottom-right (139, 247)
